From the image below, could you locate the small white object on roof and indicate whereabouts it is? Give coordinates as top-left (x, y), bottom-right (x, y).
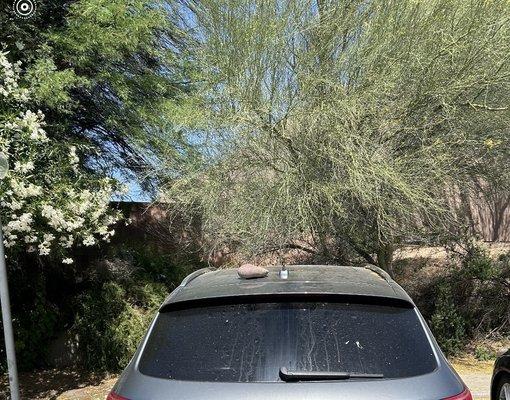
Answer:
top-left (237, 263), bottom-right (269, 279)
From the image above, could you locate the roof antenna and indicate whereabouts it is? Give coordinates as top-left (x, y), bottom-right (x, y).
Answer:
top-left (277, 250), bottom-right (288, 280)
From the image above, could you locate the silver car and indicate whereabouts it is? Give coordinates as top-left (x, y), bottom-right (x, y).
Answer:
top-left (107, 265), bottom-right (472, 400)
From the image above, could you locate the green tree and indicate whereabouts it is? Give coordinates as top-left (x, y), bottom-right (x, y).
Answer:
top-left (161, 0), bottom-right (510, 273)
top-left (1, 0), bottom-right (192, 184)
top-left (0, 0), bottom-right (200, 254)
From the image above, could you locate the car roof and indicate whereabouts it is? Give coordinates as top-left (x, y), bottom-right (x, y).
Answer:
top-left (160, 264), bottom-right (413, 310)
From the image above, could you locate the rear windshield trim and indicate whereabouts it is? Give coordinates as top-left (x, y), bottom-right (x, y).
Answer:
top-left (160, 293), bottom-right (414, 313)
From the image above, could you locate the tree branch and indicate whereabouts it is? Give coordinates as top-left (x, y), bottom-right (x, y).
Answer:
top-left (462, 102), bottom-right (508, 111)
top-left (345, 237), bottom-right (377, 265)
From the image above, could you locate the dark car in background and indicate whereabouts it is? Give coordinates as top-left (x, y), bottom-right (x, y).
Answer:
top-left (107, 264), bottom-right (472, 400)
top-left (492, 350), bottom-right (510, 399)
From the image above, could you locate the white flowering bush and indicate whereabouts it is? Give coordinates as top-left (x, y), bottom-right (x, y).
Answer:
top-left (0, 51), bottom-right (122, 263)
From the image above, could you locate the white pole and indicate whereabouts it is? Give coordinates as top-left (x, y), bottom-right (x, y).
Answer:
top-left (0, 219), bottom-right (20, 400)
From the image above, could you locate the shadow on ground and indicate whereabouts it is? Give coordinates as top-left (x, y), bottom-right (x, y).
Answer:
top-left (0, 368), bottom-right (114, 400)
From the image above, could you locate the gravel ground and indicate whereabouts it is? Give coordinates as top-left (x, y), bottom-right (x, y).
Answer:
top-left (460, 372), bottom-right (491, 399)
top-left (56, 377), bottom-right (117, 400)
top-left (452, 359), bottom-right (494, 400)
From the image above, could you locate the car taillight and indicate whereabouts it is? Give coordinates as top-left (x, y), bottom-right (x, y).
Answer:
top-left (443, 388), bottom-right (473, 400)
top-left (106, 391), bottom-right (129, 400)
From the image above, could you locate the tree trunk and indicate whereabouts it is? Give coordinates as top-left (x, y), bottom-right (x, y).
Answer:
top-left (376, 243), bottom-right (394, 277)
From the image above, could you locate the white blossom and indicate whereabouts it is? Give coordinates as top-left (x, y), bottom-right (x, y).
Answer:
top-left (0, 51), bottom-right (29, 101)
top-left (10, 180), bottom-right (43, 198)
top-left (6, 212), bottom-right (33, 232)
top-left (60, 235), bottom-right (74, 248)
top-left (2, 199), bottom-right (24, 211)
top-left (38, 244), bottom-right (50, 256)
top-left (43, 233), bottom-right (55, 243)
top-left (83, 235), bottom-right (96, 246)
top-left (24, 235), bottom-right (37, 243)
top-left (0, 50), bottom-right (121, 258)
top-left (69, 146), bottom-right (79, 164)
top-left (14, 161), bottom-right (34, 173)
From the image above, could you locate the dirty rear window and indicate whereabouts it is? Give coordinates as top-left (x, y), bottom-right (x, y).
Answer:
top-left (139, 302), bottom-right (437, 382)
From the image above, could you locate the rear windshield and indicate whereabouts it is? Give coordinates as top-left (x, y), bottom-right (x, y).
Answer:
top-left (139, 302), bottom-right (437, 382)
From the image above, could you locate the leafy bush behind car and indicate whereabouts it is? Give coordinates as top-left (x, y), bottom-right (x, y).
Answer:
top-left (429, 244), bottom-right (510, 356)
top-left (73, 280), bottom-right (164, 371)
top-left (0, 245), bottom-right (198, 372)
top-left (73, 246), bottom-right (198, 371)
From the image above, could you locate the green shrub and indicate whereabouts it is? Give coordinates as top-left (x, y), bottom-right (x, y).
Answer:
top-left (459, 243), bottom-right (496, 281)
top-left (457, 244), bottom-right (510, 337)
top-left (474, 345), bottom-right (496, 361)
top-left (430, 282), bottom-right (466, 356)
top-left (0, 264), bottom-right (61, 372)
top-left (73, 279), bottom-right (166, 371)
top-left (125, 245), bottom-right (198, 289)
top-left (72, 246), bottom-right (200, 372)
top-left (428, 242), bottom-right (510, 356)
top-left (14, 287), bottom-right (60, 370)
top-left (0, 230), bottom-right (202, 373)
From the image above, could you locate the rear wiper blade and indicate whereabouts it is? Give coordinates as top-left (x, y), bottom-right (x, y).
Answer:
top-left (279, 367), bottom-right (384, 382)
